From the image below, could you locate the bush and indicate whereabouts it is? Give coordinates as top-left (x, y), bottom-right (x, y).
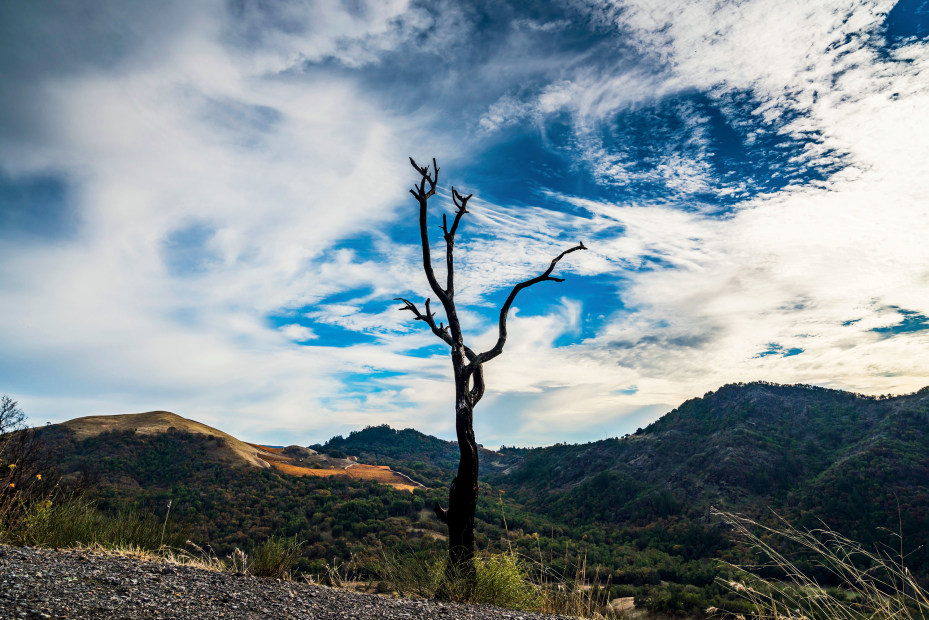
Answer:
top-left (377, 549), bottom-right (610, 617)
top-left (377, 549), bottom-right (539, 608)
top-left (250, 535), bottom-right (304, 579)
top-left (0, 495), bottom-right (185, 551)
top-left (472, 552), bottom-right (542, 610)
top-left (2, 494), bottom-right (186, 550)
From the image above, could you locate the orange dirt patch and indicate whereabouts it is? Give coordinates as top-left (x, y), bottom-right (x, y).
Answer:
top-left (382, 483), bottom-right (419, 492)
top-left (247, 443), bottom-right (284, 454)
top-left (253, 451), bottom-right (289, 463)
top-left (345, 464), bottom-right (422, 492)
top-left (267, 461), bottom-right (421, 491)
top-left (269, 462), bottom-right (346, 477)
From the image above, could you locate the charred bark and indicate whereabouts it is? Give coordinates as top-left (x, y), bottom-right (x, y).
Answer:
top-left (397, 158), bottom-right (585, 587)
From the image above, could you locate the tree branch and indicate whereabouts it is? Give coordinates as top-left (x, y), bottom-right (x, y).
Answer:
top-left (395, 297), bottom-right (453, 346)
top-left (408, 157), bottom-right (438, 201)
top-left (409, 157), bottom-right (466, 345)
top-left (444, 187), bottom-right (472, 298)
top-left (434, 501), bottom-right (449, 524)
top-left (448, 188), bottom-right (471, 240)
top-left (476, 242), bottom-right (587, 364)
top-left (409, 158), bottom-right (452, 306)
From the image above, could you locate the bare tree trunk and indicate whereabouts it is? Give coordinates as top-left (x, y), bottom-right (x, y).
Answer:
top-left (447, 395), bottom-right (478, 579)
top-left (434, 348), bottom-right (479, 588)
top-left (397, 158), bottom-right (586, 592)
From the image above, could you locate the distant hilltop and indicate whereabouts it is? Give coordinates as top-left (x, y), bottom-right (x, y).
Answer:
top-left (54, 410), bottom-right (425, 491)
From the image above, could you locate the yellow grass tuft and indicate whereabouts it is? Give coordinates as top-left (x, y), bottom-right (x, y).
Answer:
top-left (715, 509), bottom-right (929, 620)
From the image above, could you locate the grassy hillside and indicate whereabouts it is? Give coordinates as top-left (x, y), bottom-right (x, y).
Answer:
top-left (61, 410), bottom-right (275, 468)
top-left (58, 411), bottom-right (420, 491)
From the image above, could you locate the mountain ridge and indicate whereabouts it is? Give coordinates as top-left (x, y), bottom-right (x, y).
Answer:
top-left (29, 381), bottom-right (929, 617)
top-left (61, 410), bottom-right (274, 469)
top-left (317, 381), bottom-right (929, 541)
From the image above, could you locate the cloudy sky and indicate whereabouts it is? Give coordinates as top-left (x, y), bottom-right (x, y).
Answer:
top-left (1, 0), bottom-right (927, 448)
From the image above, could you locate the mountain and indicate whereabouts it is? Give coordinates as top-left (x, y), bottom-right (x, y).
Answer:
top-left (313, 424), bottom-right (520, 487)
top-left (316, 382), bottom-right (929, 574)
top-left (490, 382), bottom-right (929, 535)
top-left (31, 382), bottom-right (929, 617)
top-left (47, 410), bottom-right (423, 491)
top-left (318, 383), bottom-right (929, 528)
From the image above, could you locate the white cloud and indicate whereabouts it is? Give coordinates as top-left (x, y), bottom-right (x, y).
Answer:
top-left (0, 2), bottom-right (437, 442)
top-left (224, 0), bottom-right (436, 72)
top-left (1, 0), bottom-right (927, 449)
top-left (279, 324), bottom-right (317, 341)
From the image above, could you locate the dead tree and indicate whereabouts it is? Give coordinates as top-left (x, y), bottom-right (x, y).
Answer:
top-left (396, 157), bottom-right (586, 581)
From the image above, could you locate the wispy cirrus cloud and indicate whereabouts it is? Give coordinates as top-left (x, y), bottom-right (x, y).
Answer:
top-left (0, 0), bottom-right (927, 447)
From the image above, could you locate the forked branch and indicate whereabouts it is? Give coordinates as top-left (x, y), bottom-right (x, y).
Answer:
top-left (409, 158), bottom-right (455, 314)
top-left (409, 157), bottom-right (439, 201)
top-left (395, 297), bottom-right (453, 346)
top-left (442, 187), bottom-right (472, 298)
top-left (447, 188), bottom-right (471, 240)
top-left (476, 242), bottom-right (587, 364)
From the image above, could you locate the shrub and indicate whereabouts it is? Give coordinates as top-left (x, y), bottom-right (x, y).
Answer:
top-left (2, 494), bottom-right (186, 551)
top-left (250, 535), bottom-right (304, 579)
top-left (377, 548), bottom-right (610, 617)
top-left (472, 552), bottom-right (542, 610)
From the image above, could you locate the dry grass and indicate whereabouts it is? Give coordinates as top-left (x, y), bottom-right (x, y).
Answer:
top-left (267, 461), bottom-right (422, 491)
top-left (345, 464), bottom-right (422, 491)
top-left (269, 462), bottom-right (346, 477)
top-left (715, 509), bottom-right (929, 620)
top-left (63, 541), bottom-right (230, 573)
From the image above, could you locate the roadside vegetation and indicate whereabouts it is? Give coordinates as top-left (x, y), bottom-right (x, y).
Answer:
top-left (719, 510), bottom-right (929, 620)
top-left (5, 390), bottom-right (929, 618)
top-left (372, 537), bottom-right (620, 617)
top-left (1, 396), bottom-right (305, 581)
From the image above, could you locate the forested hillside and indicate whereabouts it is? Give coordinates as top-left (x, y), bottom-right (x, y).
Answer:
top-left (489, 383), bottom-right (929, 560)
top-left (33, 381), bottom-right (929, 617)
top-left (320, 383), bottom-right (929, 545)
top-left (314, 425), bottom-right (520, 487)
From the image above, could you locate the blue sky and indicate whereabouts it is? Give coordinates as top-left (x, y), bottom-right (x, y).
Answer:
top-left (1, 0), bottom-right (928, 447)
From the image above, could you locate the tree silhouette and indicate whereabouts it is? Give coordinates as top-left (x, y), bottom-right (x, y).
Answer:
top-left (396, 157), bottom-right (586, 582)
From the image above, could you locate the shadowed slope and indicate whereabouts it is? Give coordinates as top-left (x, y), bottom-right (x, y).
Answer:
top-left (61, 411), bottom-right (273, 469)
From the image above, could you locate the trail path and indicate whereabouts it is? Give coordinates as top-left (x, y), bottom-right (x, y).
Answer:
top-left (0, 545), bottom-right (579, 619)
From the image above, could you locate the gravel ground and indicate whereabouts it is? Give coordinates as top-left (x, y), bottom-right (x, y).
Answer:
top-left (0, 545), bottom-right (582, 619)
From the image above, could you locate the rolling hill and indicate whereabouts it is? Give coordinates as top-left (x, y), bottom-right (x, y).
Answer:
top-left (53, 410), bottom-right (423, 491)
top-left (490, 382), bottom-right (929, 536)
